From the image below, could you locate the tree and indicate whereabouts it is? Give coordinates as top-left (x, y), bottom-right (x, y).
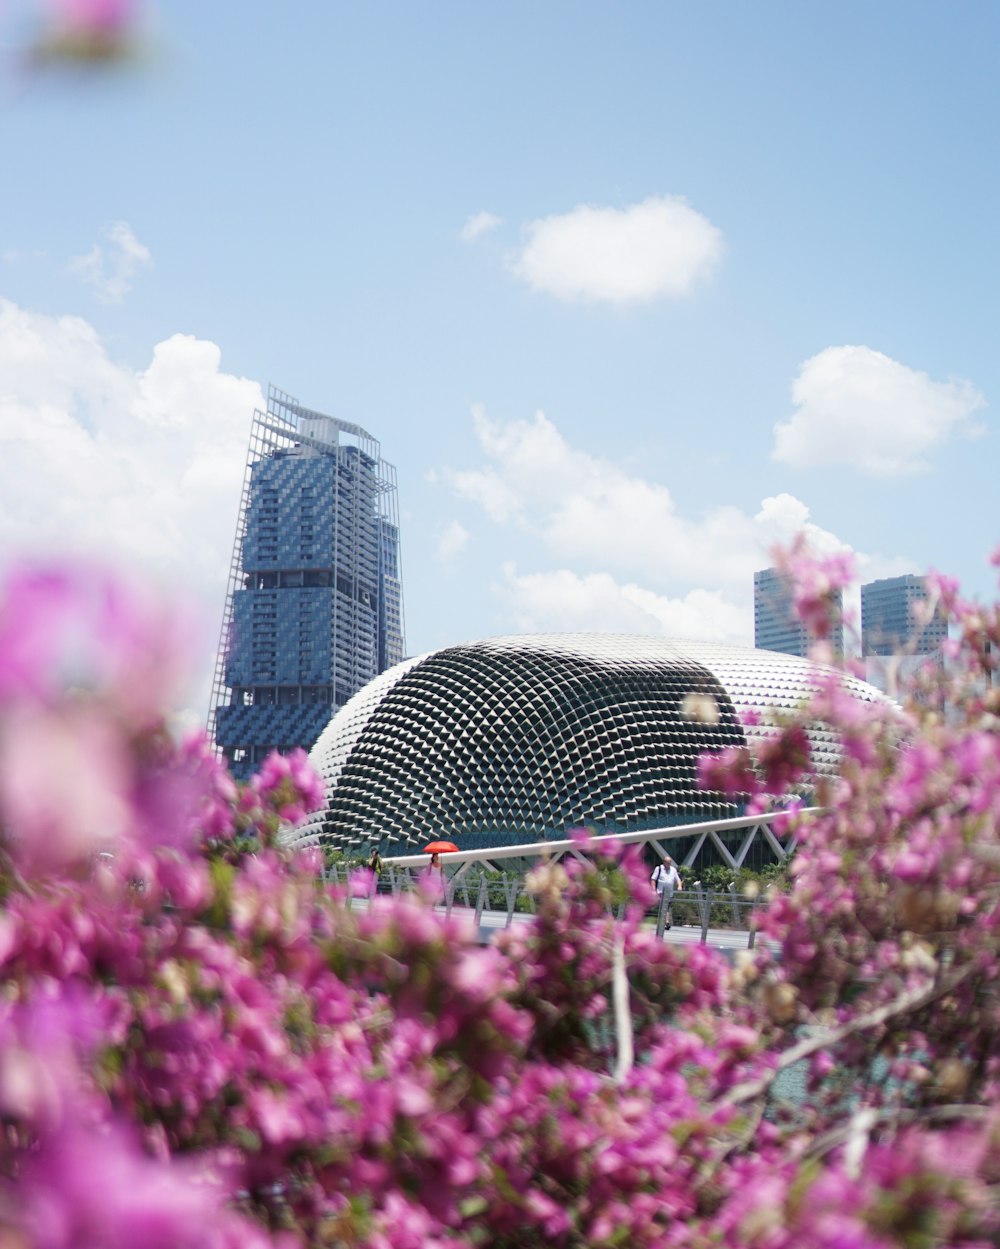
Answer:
top-left (0, 551), bottom-right (998, 1247)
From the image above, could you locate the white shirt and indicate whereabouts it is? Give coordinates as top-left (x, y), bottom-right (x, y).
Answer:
top-left (651, 863), bottom-right (681, 895)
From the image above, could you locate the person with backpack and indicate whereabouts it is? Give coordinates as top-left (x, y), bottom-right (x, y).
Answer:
top-left (366, 849), bottom-right (384, 896)
top-left (651, 855), bottom-right (682, 929)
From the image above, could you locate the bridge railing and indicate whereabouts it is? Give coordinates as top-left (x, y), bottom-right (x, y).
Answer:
top-left (659, 884), bottom-right (764, 946)
top-left (322, 862), bottom-right (766, 947)
top-left (375, 808), bottom-right (817, 876)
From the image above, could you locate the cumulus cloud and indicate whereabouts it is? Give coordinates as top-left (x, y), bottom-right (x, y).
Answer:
top-left (461, 210), bottom-right (502, 242)
top-left (437, 519), bottom-right (469, 562)
top-left (753, 493), bottom-right (848, 559)
top-left (447, 407), bottom-right (820, 591)
top-left (443, 405), bottom-right (894, 646)
top-left (0, 297), bottom-right (263, 703)
top-left (510, 195), bottom-right (723, 306)
top-left (501, 565), bottom-right (751, 641)
top-left (69, 220), bottom-right (153, 302)
top-left (774, 345), bottom-right (986, 476)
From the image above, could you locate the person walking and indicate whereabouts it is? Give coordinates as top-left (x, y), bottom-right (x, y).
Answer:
top-left (651, 855), bottom-right (682, 929)
top-left (366, 848), bottom-right (383, 898)
top-left (423, 851), bottom-right (446, 900)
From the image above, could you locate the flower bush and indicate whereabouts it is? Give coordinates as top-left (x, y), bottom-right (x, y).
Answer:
top-left (0, 550), bottom-right (999, 1247)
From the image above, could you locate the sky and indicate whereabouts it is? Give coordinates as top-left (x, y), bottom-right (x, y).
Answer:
top-left (1, 2), bottom-right (997, 719)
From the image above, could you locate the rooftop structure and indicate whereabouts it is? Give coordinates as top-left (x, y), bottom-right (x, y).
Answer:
top-left (210, 386), bottom-right (404, 779)
top-left (290, 634), bottom-right (885, 864)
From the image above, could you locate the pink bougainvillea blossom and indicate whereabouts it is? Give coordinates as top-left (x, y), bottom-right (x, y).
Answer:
top-left (0, 551), bottom-right (999, 1247)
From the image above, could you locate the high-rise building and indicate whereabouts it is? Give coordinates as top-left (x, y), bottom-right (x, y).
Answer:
top-left (861, 574), bottom-right (947, 658)
top-left (754, 567), bottom-right (843, 657)
top-left (210, 386), bottom-right (404, 780)
top-left (754, 568), bottom-right (805, 656)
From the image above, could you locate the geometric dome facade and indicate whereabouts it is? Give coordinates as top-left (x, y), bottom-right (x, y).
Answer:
top-left (290, 634), bottom-right (885, 855)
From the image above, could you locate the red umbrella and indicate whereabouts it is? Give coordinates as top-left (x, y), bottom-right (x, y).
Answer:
top-left (423, 840), bottom-right (459, 854)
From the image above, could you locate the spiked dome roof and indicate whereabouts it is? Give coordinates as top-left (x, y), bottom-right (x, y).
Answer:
top-left (290, 634), bottom-right (885, 853)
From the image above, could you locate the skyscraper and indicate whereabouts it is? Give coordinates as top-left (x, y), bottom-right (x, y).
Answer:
top-left (861, 574), bottom-right (947, 658)
top-left (754, 566), bottom-right (844, 657)
top-left (754, 567), bottom-right (805, 656)
top-left (210, 386), bottom-right (404, 780)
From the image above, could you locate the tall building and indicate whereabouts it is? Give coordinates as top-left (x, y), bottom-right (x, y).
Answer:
top-left (861, 574), bottom-right (947, 658)
top-left (210, 386), bottom-right (404, 780)
top-left (754, 567), bottom-right (843, 657)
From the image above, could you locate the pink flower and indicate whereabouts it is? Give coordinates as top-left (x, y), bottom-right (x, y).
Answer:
top-left (0, 702), bottom-right (129, 872)
top-left (15, 1118), bottom-right (255, 1249)
top-left (773, 537), bottom-right (855, 641)
top-left (250, 748), bottom-right (325, 825)
top-left (0, 562), bottom-right (196, 731)
top-left (698, 744), bottom-right (758, 798)
top-left (49, 0), bottom-right (135, 33)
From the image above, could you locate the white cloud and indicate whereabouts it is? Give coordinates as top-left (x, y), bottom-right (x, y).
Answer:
top-left (2, 248), bottom-right (46, 264)
top-left (461, 210), bottom-right (502, 242)
top-left (511, 195), bottom-right (723, 306)
top-left (774, 345), bottom-right (986, 476)
top-left (502, 565), bottom-right (751, 642)
top-left (69, 220), bottom-right (153, 303)
top-left (437, 519), bottom-right (469, 562)
top-left (754, 493), bottom-right (847, 558)
top-left (0, 298), bottom-right (263, 706)
top-left (448, 407), bottom-right (817, 589)
top-left (444, 405), bottom-right (907, 647)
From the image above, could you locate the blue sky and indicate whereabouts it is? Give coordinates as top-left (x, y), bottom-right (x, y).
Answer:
top-left (1, 2), bottom-right (997, 715)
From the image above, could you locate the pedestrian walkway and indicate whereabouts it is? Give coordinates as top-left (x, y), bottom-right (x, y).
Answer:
top-left (343, 879), bottom-right (770, 959)
top-left (473, 905), bottom-right (766, 958)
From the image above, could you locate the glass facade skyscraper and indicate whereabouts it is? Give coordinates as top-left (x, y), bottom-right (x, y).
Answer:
top-left (753, 567), bottom-right (844, 657)
top-left (210, 386), bottom-right (404, 780)
top-left (861, 574), bottom-right (947, 658)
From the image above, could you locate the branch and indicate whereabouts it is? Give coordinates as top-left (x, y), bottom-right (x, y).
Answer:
top-left (0, 847), bottom-right (36, 898)
top-left (720, 961), bottom-right (977, 1109)
top-left (805, 1102), bottom-right (994, 1165)
top-left (611, 932), bottom-right (634, 1085)
top-left (841, 1107), bottom-right (877, 1179)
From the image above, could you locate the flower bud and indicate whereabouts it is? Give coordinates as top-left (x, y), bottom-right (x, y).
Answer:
top-left (931, 1057), bottom-right (968, 1100)
top-left (680, 692), bottom-right (720, 725)
top-left (763, 980), bottom-right (797, 1024)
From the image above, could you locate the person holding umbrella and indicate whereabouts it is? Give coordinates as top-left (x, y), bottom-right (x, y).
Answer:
top-left (423, 839), bottom-right (458, 860)
top-left (422, 840), bottom-right (457, 893)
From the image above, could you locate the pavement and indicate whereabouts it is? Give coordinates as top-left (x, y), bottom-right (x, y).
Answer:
top-left (474, 908), bottom-right (763, 957)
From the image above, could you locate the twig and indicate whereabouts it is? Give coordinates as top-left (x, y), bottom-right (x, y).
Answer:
top-left (0, 845), bottom-right (36, 898)
top-left (842, 1106), bottom-right (877, 1178)
top-left (805, 1102), bottom-right (994, 1164)
top-left (611, 932), bottom-right (634, 1085)
top-left (720, 961), bottom-right (976, 1109)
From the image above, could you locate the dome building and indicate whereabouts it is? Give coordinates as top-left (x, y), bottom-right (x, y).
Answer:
top-left (290, 634), bottom-right (884, 862)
